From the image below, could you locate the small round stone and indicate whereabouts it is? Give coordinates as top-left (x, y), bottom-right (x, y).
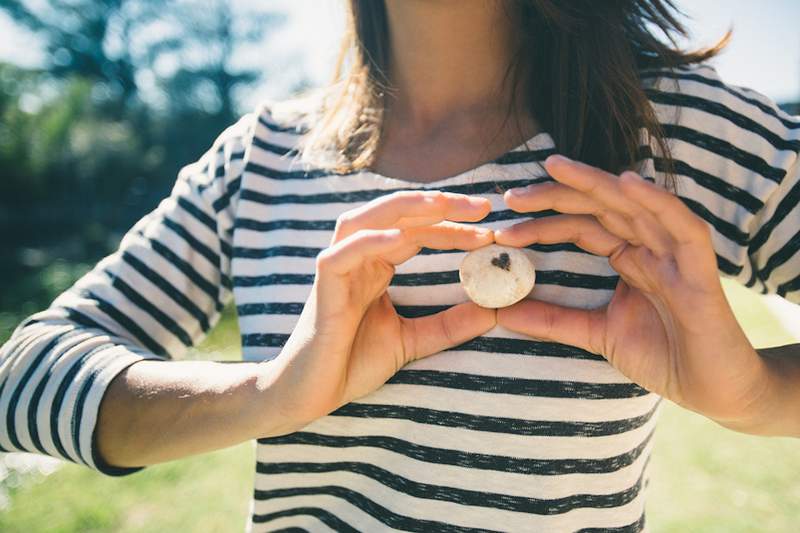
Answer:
top-left (459, 244), bottom-right (536, 308)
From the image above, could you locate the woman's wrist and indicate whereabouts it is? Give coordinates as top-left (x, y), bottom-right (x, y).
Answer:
top-left (713, 344), bottom-right (800, 437)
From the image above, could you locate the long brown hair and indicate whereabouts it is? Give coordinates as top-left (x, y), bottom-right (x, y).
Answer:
top-left (299, 0), bottom-right (729, 182)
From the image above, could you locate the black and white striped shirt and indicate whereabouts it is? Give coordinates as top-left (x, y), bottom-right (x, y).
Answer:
top-left (2, 63), bottom-right (799, 532)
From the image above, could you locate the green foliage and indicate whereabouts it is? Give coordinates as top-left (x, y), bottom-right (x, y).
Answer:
top-left (0, 1), bottom-right (290, 340)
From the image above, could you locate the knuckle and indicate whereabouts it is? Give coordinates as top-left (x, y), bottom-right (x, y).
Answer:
top-left (691, 216), bottom-right (710, 238)
top-left (315, 248), bottom-right (335, 270)
top-left (335, 211), bottom-right (357, 235)
top-left (440, 312), bottom-right (458, 346)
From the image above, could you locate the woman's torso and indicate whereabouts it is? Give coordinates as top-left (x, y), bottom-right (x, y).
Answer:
top-left (235, 110), bottom-right (656, 532)
top-left (231, 62), bottom-right (799, 531)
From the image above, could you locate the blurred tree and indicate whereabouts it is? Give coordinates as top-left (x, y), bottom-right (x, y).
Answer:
top-left (0, 0), bottom-right (282, 121)
top-left (0, 1), bottom-right (290, 341)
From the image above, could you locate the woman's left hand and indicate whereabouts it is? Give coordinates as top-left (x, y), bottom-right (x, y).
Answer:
top-left (495, 154), bottom-right (772, 432)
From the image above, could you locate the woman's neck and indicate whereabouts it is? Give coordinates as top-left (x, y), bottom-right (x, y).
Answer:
top-left (384, 0), bottom-right (522, 129)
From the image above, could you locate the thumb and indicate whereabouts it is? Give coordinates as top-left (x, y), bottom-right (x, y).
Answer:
top-left (401, 302), bottom-right (496, 362)
top-left (497, 299), bottom-right (607, 356)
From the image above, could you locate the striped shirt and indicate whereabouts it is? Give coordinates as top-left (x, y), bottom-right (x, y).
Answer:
top-left (1, 63), bottom-right (799, 532)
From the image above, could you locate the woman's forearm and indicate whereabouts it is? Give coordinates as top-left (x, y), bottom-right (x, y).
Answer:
top-left (754, 343), bottom-right (800, 437)
top-left (95, 359), bottom-right (284, 468)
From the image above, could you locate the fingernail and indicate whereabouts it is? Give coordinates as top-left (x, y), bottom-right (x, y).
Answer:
top-left (507, 186), bottom-right (529, 197)
top-left (620, 171), bottom-right (642, 181)
top-left (547, 154), bottom-right (571, 164)
top-left (468, 196), bottom-right (488, 206)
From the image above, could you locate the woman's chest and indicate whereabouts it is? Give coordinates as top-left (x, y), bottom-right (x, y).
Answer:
top-left (230, 163), bottom-right (621, 370)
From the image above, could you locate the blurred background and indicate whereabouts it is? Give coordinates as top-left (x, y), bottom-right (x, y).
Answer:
top-left (0, 0), bottom-right (798, 531)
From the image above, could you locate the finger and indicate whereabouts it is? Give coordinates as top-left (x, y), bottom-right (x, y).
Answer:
top-left (542, 154), bottom-right (645, 220)
top-left (505, 180), bottom-right (675, 255)
top-left (317, 229), bottom-right (404, 275)
top-left (382, 222), bottom-right (495, 265)
top-left (334, 190), bottom-right (491, 242)
top-left (320, 224), bottom-right (494, 275)
top-left (618, 171), bottom-right (711, 246)
top-left (503, 182), bottom-right (643, 245)
top-left (497, 299), bottom-right (607, 356)
top-left (504, 181), bottom-right (601, 215)
top-left (494, 214), bottom-right (626, 257)
top-left (401, 302), bottom-right (496, 362)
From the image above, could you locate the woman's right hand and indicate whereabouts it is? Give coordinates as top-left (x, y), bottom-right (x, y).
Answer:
top-left (262, 191), bottom-right (497, 436)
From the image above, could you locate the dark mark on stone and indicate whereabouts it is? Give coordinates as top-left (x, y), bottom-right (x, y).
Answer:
top-left (491, 252), bottom-right (511, 271)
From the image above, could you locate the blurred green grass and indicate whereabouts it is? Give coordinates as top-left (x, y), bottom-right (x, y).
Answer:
top-left (1, 279), bottom-right (798, 532)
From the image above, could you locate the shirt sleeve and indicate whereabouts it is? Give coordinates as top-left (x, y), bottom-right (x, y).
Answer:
top-left (746, 153), bottom-right (800, 302)
top-left (643, 63), bottom-right (800, 304)
top-left (0, 109), bottom-right (257, 475)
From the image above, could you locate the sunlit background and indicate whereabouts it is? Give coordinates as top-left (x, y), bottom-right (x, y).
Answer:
top-left (0, 1), bottom-right (798, 531)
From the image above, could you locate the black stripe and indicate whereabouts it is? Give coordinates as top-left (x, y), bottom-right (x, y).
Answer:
top-left (237, 302), bottom-right (306, 316)
top-left (176, 196), bottom-right (216, 233)
top-left (235, 217), bottom-right (336, 232)
top-left (259, 428), bottom-right (654, 476)
top-left (653, 157), bottom-right (763, 214)
top-left (386, 370), bottom-right (650, 399)
top-left (757, 228), bottom-right (800, 283)
top-left (161, 216), bottom-right (221, 268)
top-left (329, 400), bottom-right (658, 437)
top-left (62, 307), bottom-right (107, 331)
top-left (252, 135), bottom-right (298, 157)
top-left (238, 177), bottom-right (552, 206)
top-left (716, 253), bottom-right (742, 276)
top-left (122, 251), bottom-right (211, 332)
top-left (245, 160), bottom-right (342, 181)
top-left (640, 70), bottom-right (800, 130)
top-left (240, 301), bottom-right (605, 320)
top-left (256, 461), bottom-right (645, 516)
top-left (577, 513), bottom-right (645, 533)
top-left (196, 149), bottom-right (246, 186)
top-left (70, 358), bottom-right (104, 467)
top-left (661, 123), bottom-right (786, 183)
top-left (135, 230), bottom-right (222, 311)
top-left (49, 344), bottom-right (113, 463)
top-left (233, 269), bottom-right (618, 290)
top-left (493, 147), bottom-right (556, 165)
top-left (242, 333), bottom-right (289, 348)
top-left (5, 329), bottom-right (71, 452)
top-left (0, 382), bottom-right (5, 453)
top-left (27, 332), bottom-right (94, 455)
top-left (80, 290), bottom-right (167, 356)
top-left (646, 89), bottom-right (800, 152)
top-left (212, 175), bottom-right (242, 213)
top-left (394, 305), bottom-right (450, 318)
top-left (680, 196), bottom-right (749, 245)
top-left (251, 507), bottom-right (358, 532)
top-left (777, 272), bottom-right (800, 296)
top-left (258, 113), bottom-right (310, 134)
top-left (242, 333), bottom-right (605, 361)
top-left (253, 485), bottom-right (499, 533)
top-left (748, 178), bottom-right (800, 254)
top-left (102, 270), bottom-right (193, 347)
top-left (234, 245), bottom-right (320, 259)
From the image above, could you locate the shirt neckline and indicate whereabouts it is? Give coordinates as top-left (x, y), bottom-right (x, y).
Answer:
top-left (359, 130), bottom-right (556, 188)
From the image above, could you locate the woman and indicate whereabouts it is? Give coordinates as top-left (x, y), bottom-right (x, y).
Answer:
top-left (2, 1), bottom-right (799, 531)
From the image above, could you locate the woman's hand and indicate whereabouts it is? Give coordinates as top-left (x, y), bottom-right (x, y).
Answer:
top-left (495, 155), bottom-right (775, 433)
top-left (264, 191), bottom-right (497, 436)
